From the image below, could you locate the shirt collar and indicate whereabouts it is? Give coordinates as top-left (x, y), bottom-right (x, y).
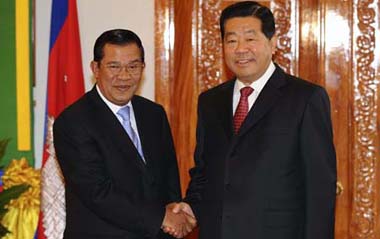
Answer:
top-left (96, 85), bottom-right (132, 115)
top-left (234, 61), bottom-right (275, 95)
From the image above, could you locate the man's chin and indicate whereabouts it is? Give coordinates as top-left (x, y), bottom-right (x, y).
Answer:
top-left (112, 95), bottom-right (133, 105)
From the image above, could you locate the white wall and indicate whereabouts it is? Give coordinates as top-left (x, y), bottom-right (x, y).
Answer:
top-left (34, 0), bottom-right (155, 167)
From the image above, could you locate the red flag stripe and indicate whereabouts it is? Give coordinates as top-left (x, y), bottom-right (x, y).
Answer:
top-left (37, 0), bottom-right (84, 238)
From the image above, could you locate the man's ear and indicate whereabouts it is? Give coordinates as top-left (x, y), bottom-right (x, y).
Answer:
top-left (270, 35), bottom-right (277, 55)
top-left (90, 61), bottom-right (99, 79)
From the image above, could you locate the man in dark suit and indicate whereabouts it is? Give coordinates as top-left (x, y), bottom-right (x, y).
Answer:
top-left (169, 1), bottom-right (337, 239)
top-left (53, 29), bottom-right (195, 239)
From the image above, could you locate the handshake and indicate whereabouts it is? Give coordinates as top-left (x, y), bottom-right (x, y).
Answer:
top-left (161, 202), bottom-right (197, 238)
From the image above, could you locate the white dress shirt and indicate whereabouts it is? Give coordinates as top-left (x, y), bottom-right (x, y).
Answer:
top-left (232, 61), bottom-right (276, 114)
top-left (96, 85), bottom-right (144, 159)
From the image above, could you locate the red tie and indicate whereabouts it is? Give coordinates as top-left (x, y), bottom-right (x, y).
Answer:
top-left (233, 86), bottom-right (254, 134)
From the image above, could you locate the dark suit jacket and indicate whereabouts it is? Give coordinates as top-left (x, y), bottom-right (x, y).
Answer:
top-left (53, 87), bottom-right (181, 239)
top-left (185, 65), bottom-right (337, 239)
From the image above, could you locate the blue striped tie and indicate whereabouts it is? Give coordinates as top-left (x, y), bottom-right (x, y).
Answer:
top-left (117, 106), bottom-right (145, 163)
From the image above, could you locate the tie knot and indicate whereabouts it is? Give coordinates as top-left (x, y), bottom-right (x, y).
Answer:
top-left (117, 106), bottom-right (131, 122)
top-left (240, 86), bottom-right (254, 97)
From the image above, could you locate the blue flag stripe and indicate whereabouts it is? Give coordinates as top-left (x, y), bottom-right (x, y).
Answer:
top-left (49, 0), bottom-right (68, 51)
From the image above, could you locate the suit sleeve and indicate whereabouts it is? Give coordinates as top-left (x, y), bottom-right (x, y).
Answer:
top-left (184, 95), bottom-right (207, 219)
top-left (300, 87), bottom-right (337, 239)
top-left (53, 113), bottom-right (165, 238)
top-left (159, 106), bottom-right (182, 203)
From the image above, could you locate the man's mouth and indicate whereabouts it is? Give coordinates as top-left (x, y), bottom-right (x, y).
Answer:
top-left (235, 58), bottom-right (254, 66)
top-left (115, 85), bottom-right (132, 91)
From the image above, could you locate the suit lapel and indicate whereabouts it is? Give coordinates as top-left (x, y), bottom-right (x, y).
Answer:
top-left (131, 97), bottom-right (153, 166)
top-left (238, 66), bottom-right (288, 136)
top-left (87, 87), bottom-right (147, 172)
top-left (216, 80), bottom-right (235, 140)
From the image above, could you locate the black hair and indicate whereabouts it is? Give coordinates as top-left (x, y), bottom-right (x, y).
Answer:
top-left (93, 29), bottom-right (145, 63)
top-left (220, 1), bottom-right (275, 40)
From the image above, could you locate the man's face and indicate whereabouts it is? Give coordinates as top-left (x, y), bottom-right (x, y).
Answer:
top-left (223, 17), bottom-right (276, 84)
top-left (91, 43), bottom-right (144, 105)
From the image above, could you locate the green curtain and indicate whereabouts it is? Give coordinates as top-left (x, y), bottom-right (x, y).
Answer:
top-left (0, 0), bottom-right (34, 166)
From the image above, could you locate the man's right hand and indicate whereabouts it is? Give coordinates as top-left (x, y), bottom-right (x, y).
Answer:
top-left (171, 202), bottom-right (195, 219)
top-left (162, 203), bottom-right (197, 238)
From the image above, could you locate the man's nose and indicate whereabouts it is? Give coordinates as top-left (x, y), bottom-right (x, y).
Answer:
top-left (235, 40), bottom-right (249, 53)
top-left (118, 66), bottom-right (133, 79)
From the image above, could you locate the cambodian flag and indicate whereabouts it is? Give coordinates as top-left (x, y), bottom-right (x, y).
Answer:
top-left (37, 0), bottom-right (84, 238)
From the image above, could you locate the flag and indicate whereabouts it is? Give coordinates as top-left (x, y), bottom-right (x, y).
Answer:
top-left (37, 0), bottom-right (85, 238)
top-left (0, 0), bottom-right (34, 166)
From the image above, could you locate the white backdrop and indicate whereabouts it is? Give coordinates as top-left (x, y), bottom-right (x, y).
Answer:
top-left (34, 0), bottom-right (155, 167)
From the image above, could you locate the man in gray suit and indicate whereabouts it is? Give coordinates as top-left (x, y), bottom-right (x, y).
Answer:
top-left (168, 1), bottom-right (337, 239)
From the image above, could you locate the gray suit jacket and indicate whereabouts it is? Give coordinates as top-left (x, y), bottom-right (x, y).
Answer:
top-left (185, 65), bottom-right (337, 239)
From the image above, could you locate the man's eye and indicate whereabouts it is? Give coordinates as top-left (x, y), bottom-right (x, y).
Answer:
top-left (109, 65), bottom-right (121, 69)
top-left (226, 39), bottom-right (236, 44)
